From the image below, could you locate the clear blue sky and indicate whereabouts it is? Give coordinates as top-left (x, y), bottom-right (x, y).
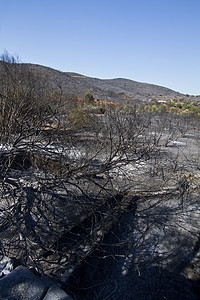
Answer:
top-left (0, 0), bottom-right (200, 95)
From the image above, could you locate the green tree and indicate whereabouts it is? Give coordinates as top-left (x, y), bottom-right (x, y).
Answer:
top-left (84, 90), bottom-right (94, 102)
top-left (68, 107), bottom-right (91, 129)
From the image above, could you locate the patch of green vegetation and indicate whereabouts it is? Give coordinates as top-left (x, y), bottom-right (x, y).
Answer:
top-left (137, 99), bottom-right (200, 117)
top-left (68, 107), bottom-right (93, 129)
top-left (84, 90), bottom-right (94, 103)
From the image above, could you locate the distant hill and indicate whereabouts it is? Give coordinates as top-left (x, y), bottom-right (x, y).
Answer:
top-left (1, 62), bottom-right (199, 103)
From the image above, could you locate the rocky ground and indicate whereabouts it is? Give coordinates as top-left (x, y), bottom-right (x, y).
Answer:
top-left (0, 256), bottom-right (72, 299)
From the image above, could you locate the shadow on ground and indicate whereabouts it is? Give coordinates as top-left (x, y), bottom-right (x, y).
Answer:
top-left (66, 200), bottom-right (200, 300)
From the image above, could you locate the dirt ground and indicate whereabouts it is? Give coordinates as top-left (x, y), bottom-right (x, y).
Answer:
top-left (65, 127), bottom-right (200, 299)
top-left (66, 193), bottom-right (200, 299)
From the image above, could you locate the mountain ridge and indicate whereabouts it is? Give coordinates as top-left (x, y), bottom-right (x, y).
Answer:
top-left (1, 61), bottom-right (199, 103)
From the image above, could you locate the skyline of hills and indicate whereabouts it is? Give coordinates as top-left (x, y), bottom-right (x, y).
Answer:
top-left (1, 61), bottom-right (200, 103)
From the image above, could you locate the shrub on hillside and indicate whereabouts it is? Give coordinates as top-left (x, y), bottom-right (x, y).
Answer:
top-left (68, 107), bottom-right (92, 129)
top-left (84, 90), bottom-right (94, 102)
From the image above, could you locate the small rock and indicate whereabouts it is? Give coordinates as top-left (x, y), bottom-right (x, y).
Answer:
top-left (0, 255), bottom-right (13, 277)
top-left (43, 284), bottom-right (73, 300)
top-left (0, 266), bottom-right (51, 299)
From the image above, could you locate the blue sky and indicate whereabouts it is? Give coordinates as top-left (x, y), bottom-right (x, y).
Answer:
top-left (0, 0), bottom-right (199, 95)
